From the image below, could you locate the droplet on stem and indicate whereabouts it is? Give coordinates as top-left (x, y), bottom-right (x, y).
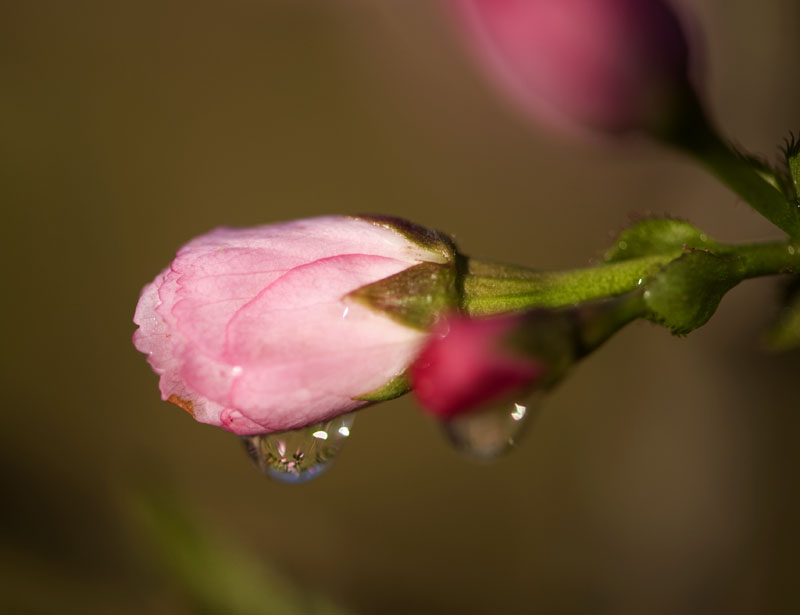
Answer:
top-left (241, 413), bottom-right (355, 483)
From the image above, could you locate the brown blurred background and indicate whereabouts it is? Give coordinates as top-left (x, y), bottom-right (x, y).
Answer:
top-left (2, 1), bottom-right (799, 613)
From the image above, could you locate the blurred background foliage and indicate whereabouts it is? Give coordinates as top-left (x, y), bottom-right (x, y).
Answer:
top-left (2, 1), bottom-right (799, 612)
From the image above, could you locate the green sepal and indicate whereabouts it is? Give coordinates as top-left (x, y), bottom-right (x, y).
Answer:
top-left (604, 218), bottom-right (717, 262)
top-left (354, 214), bottom-right (457, 263)
top-left (354, 373), bottom-right (410, 402)
top-left (348, 262), bottom-right (459, 330)
top-left (765, 276), bottom-right (800, 351)
top-left (643, 250), bottom-right (741, 335)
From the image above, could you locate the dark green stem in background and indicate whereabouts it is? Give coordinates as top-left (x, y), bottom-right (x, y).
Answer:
top-left (505, 291), bottom-right (648, 392)
top-left (654, 90), bottom-right (800, 238)
top-left (572, 292), bottom-right (646, 355)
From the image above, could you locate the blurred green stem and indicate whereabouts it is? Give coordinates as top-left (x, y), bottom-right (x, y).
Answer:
top-left (654, 90), bottom-right (800, 237)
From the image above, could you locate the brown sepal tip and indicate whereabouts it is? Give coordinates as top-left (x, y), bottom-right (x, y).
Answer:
top-left (167, 394), bottom-right (195, 417)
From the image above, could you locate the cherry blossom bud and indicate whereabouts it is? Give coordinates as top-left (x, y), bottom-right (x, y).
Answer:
top-left (133, 216), bottom-right (458, 435)
top-left (448, 0), bottom-right (693, 134)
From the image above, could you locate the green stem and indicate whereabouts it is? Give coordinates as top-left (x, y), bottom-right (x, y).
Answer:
top-left (464, 240), bottom-right (800, 317)
top-left (718, 240), bottom-right (800, 278)
top-left (463, 253), bottom-right (680, 315)
top-left (655, 92), bottom-right (800, 237)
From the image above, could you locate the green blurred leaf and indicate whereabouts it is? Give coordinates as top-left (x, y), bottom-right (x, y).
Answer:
top-left (127, 490), bottom-right (348, 615)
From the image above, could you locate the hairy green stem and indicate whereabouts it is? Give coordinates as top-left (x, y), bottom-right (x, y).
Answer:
top-left (464, 240), bottom-right (800, 317)
top-left (718, 241), bottom-right (800, 278)
top-left (463, 253), bottom-right (679, 315)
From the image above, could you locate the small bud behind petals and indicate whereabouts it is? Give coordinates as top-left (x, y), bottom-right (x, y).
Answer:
top-left (410, 314), bottom-right (544, 418)
top-left (448, 0), bottom-right (693, 135)
top-left (411, 295), bottom-right (645, 420)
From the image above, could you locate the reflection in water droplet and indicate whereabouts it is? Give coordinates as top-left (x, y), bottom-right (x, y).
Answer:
top-left (241, 413), bottom-right (355, 483)
top-left (442, 396), bottom-right (540, 459)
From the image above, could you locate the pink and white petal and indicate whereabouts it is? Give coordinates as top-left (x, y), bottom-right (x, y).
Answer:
top-left (154, 267), bottom-right (181, 329)
top-left (133, 271), bottom-right (183, 379)
top-left (166, 218), bottom-right (443, 360)
top-left (178, 349), bottom-right (237, 409)
top-left (224, 254), bottom-right (415, 365)
top-left (172, 288), bottom-right (279, 360)
top-left (228, 338), bottom-right (421, 431)
top-left (178, 217), bottom-right (443, 269)
top-left (152, 363), bottom-right (225, 427)
top-left (228, 295), bottom-right (424, 431)
top-left (170, 249), bottom-right (287, 358)
top-left (132, 274), bottom-right (168, 355)
top-left (173, 246), bottom-right (297, 279)
top-left (219, 408), bottom-right (271, 435)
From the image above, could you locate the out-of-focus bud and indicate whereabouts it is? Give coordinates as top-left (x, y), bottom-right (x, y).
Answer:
top-left (410, 314), bottom-right (544, 419)
top-left (447, 0), bottom-right (693, 135)
top-left (133, 216), bottom-right (458, 435)
top-left (411, 294), bottom-right (644, 420)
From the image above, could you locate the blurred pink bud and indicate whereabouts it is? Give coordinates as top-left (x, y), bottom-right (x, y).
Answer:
top-left (133, 216), bottom-right (455, 435)
top-left (410, 313), bottom-right (543, 419)
top-left (448, 0), bottom-right (692, 134)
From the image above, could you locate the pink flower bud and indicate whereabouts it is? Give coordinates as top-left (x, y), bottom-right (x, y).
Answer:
top-left (410, 313), bottom-right (544, 419)
top-left (133, 216), bottom-right (456, 435)
top-left (448, 0), bottom-right (692, 134)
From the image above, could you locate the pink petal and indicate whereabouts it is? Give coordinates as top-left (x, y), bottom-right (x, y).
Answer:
top-left (223, 254), bottom-right (425, 430)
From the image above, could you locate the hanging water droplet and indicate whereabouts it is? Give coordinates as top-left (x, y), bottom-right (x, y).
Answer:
top-left (442, 396), bottom-right (540, 459)
top-left (241, 413), bottom-right (355, 483)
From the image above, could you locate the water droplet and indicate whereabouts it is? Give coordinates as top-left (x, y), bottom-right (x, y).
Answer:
top-left (442, 396), bottom-right (540, 459)
top-left (241, 413), bottom-right (355, 483)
